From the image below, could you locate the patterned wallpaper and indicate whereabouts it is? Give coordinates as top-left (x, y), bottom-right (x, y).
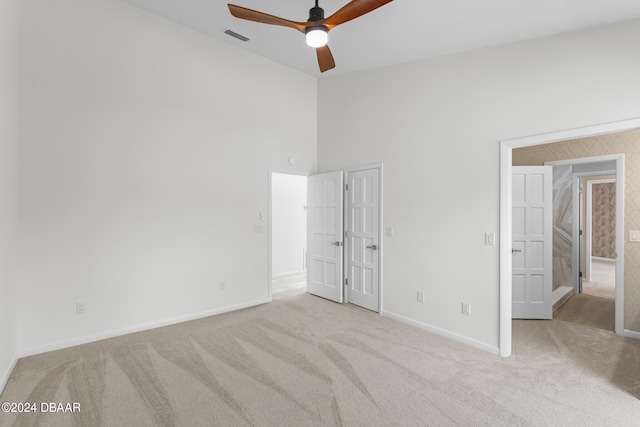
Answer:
top-left (592, 182), bottom-right (616, 259)
top-left (513, 128), bottom-right (640, 332)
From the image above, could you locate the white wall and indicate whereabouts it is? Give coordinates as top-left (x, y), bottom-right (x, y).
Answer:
top-left (16, 0), bottom-right (317, 354)
top-left (0, 0), bottom-right (20, 392)
top-left (272, 173), bottom-right (307, 277)
top-left (318, 19), bottom-right (640, 351)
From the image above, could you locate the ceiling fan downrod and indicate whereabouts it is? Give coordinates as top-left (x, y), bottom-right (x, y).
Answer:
top-left (308, 0), bottom-right (325, 21)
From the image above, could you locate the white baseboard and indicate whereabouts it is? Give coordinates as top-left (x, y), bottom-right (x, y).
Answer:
top-left (592, 256), bottom-right (615, 263)
top-left (18, 298), bottom-right (270, 358)
top-left (380, 310), bottom-right (500, 356)
top-left (623, 329), bottom-right (640, 340)
top-left (0, 353), bottom-right (18, 395)
top-left (272, 270), bottom-right (306, 279)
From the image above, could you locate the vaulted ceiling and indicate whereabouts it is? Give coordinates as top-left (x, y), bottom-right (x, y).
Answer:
top-left (122, 0), bottom-right (640, 77)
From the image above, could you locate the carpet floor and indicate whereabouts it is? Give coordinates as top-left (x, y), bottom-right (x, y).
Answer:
top-left (1, 287), bottom-right (640, 426)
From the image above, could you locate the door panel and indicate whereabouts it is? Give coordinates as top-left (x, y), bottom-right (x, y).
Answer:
top-left (307, 171), bottom-right (344, 303)
top-left (512, 166), bottom-right (553, 319)
top-left (346, 168), bottom-right (380, 312)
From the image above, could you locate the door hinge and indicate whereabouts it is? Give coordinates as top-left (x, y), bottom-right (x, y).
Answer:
top-left (579, 271), bottom-right (583, 278)
top-left (345, 231), bottom-right (349, 238)
top-left (579, 229), bottom-right (583, 236)
top-left (345, 278), bottom-right (348, 286)
top-left (345, 184), bottom-right (349, 191)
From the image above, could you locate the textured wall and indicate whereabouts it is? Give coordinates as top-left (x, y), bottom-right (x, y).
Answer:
top-left (592, 182), bottom-right (616, 259)
top-left (513, 128), bottom-right (640, 331)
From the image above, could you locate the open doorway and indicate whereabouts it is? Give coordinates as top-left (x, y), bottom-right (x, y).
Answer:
top-left (534, 159), bottom-right (618, 332)
top-left (499, 118), bottom-right (640, 357)
top-left (270, 172), bottom-right (308, 296)
top-left (583, 178), bottom-right (616, 300)
top-left (552, 176), bottom-right (617, 331)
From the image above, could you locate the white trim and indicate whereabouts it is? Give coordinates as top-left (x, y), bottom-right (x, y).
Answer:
top-left (272, 270), bottom-right (306, 280)
top-left (615, 156), bottom-right (625, 336)
top-left (18, 298), bottom-right (269, 358)
top-left (624, 329), bottom-right (640, 340)
top-left (500, 117), bottom-right (639, 357)
top-left (268, 168), bottom-right (310, 302)
top-left (499, 143), bottom-right (513, 357)
top-left (592, 256), bottom-right (616, 263)
top-left (544, 154), bottom-right (621, 167)
top-left (381, 310), bottom-right (500, 356)
top-left (0, 353), bottom-right (18, 395)
top-left (505, 118), bottom-right (640, 149)
top-left (345, 162), bottom-right (383, 173)
top-left (344, 163), bottom-right (384, 313)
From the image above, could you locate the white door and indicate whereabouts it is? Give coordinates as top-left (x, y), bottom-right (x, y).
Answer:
top-left (512, 166), bottom-right (553, 319)
top-left (307, 171), bottom-right (344, 303)
top-left (346, 168), bottom-right (380, 312)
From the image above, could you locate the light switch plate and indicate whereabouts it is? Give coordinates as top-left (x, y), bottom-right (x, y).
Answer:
top-left (630, 230), bottom-right (640, 242)
top-left (485, 232), bottom-right (496, 246)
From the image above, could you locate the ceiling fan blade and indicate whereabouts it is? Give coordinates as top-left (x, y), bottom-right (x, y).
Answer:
top-left (228, 4), bottom-right (309, 33)
top-left (324, 0), bottom-right (393, 29)
top-left (316, 45), bottom-right (336, 73)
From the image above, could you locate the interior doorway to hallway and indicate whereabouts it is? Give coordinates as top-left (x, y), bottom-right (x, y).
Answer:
top-left (270, 171), bottom-right (308, 297)
top-left (537, 159), bottom-right (618, 332)
top-left (499, 118), bottom-right (640, 357)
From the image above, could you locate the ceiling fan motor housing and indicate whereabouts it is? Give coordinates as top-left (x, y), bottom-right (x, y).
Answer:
top-left (308, 6), bottom-right (325, 22)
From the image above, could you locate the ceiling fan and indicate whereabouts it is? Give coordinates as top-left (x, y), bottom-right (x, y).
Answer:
top-left (228, 0), bottom-right (394, 73)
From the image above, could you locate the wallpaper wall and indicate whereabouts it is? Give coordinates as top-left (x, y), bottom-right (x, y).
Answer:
top-left (513, 128), bottom-right (640, 332)
top-left (580, 175), bottom-right (615, 270)
top-left (592, 182), bottom-right (616, 259)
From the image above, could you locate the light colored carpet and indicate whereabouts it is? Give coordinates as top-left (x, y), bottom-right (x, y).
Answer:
top-left (272, 273), bottom-right (306, 296)
top-left (554, 293), bottom-right (615, 332)
top-left (583, 259), bottom-right (616, 300)
top-left (2, 288), bottom-right (640, 426)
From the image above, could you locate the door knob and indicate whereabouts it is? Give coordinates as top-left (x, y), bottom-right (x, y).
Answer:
top-left (512, 248), bottom-right (522, 253)
top-left (333, 241), bottom-right (343, 246)
top-left (366, 244), bottom-right (378, 250)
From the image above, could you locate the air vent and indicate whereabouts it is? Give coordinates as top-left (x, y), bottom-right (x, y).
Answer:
top-left (224, 29), bottom-right (249, 42)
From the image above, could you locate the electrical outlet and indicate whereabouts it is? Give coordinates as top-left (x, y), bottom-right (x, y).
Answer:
top-left (220, 281), bottom-right (227, 290)
top-left (76, 302), bottom-right (87, 315)
top-left (462, 302), bottom-right (471, 316)
top-left (417, 291), bottom-right (424, 304)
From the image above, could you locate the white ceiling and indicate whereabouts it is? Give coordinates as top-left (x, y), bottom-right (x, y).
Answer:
top-left (121, 0), bottom-right (640, 77)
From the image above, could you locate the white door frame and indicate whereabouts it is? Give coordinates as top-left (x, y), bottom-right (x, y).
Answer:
top-left (268, 168), bottom-right (309, 301)
top-left (585, 178), bottom-right (616, 281)
top-left (344, 163), bottom-right (384, 311)
top-left (500, 117), bottom-right (640, 357)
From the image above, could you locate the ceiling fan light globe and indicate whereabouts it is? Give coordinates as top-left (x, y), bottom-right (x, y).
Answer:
top-left (306, 28), bottom-right (328, 47)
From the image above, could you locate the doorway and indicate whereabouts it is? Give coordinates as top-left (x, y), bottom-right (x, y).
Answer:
top-left (584, 178), bottom-right (616, 298)
top-left (306, 164), bottom-right (383, 312)
top-left (270, 171), bottom-right (308, 297)
top-left (540, 160), bottom-right (617, 332)
top-left (499, 118), bottom-right (639, 357)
